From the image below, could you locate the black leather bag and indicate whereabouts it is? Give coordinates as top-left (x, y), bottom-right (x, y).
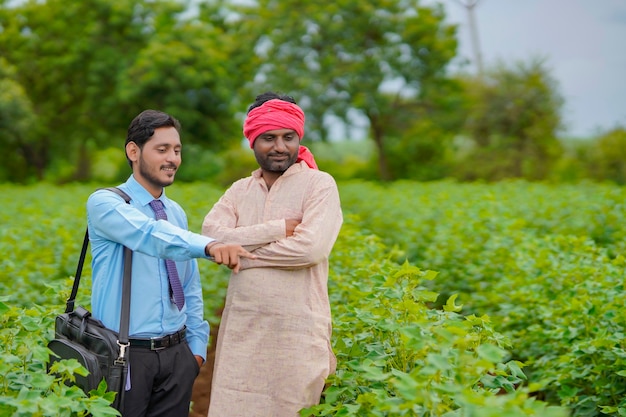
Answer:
top-left (47, 187), bottom-right (132, 412)
top-left (48, 305), bottom-right (126, 397)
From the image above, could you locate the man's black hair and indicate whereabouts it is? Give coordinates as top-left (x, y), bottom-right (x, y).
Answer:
top-left (125, 109), bottom-right (181, 167)
top-left (247, 92), bottom-right (296, 114)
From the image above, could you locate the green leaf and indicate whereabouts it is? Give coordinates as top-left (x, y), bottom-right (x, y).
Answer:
top-left (0, 302), bottom-right (9, 315)
top-left (443, 293), bottom-right (463, 312)
top-left (390, 369), bottom-right (419, 399)
top-left (476, 344), bottom-right (507, 363)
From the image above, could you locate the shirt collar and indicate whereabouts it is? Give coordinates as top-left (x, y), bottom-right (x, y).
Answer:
top-left (125, 175), bottom-right (169, 208)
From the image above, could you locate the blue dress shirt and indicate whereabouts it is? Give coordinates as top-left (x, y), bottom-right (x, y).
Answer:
top-left (86, 175), bottom-right (211, 359)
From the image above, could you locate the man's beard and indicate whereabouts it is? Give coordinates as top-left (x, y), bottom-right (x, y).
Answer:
top-left (256, 152), bottom-right (298, 173)
top-left (138, 157), bottom-right (176, 188)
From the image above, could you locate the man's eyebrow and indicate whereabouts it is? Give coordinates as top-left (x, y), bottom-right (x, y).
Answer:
top-left (262, 129), bottom-right (296, 135)
top-left (153, 142), bottom-right (181, 147)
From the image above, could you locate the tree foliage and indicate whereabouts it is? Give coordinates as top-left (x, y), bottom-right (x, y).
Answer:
top-left (0, 58), bottom-right (38, 181)
top-left (1, 0), bottom-right (151, 180)
top-left (379, 77), bottom-right (467, 181)
top-left (0, 0), bottom-right (245, 182)
top-left (117, 6), bottom-right (249, 149)
top-left (584, 127), bottom-right (626, 185)
top-left (454, 59), bottom-right (564, 181)
top-left (0, 0), bottom-right (609, 184)
top-left (225, 0), bottom-right (458, 180)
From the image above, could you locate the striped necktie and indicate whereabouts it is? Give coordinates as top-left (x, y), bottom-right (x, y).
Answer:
top-left (148, 199), bottom-right (185, 311)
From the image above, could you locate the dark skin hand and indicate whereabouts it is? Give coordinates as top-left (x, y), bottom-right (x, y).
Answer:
top-left (285, 218), bottom-right (300, 236)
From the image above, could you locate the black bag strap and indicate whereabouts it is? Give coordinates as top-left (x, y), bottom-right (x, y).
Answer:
top-left (66, 230), bottom-right (91, 313)
top-left (65, 187), bottom-right (133, 347)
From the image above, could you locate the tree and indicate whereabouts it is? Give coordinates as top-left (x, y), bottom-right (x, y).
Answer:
top-left (586, 127), bottom-right (626, 185)
top-left (0, 0), bottom-right (162, 180)
top-left (225, 0), bottom-right (458, 180)
top-left (0, 58), bottom-right (38, 182)
top-left (381, 78), bottom-right (466, 180)
top-left (455, 59), bottom-right (564, 181)
top-left (117, 16), bottom-right (244, 150)
top-left (0, 0), bottom-right (245, 182)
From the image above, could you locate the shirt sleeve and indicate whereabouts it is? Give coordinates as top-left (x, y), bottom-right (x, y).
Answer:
top-left (181, 259), bottom-right (210, 360)
top-left (88, 190), bottom-right (214, 261)
top-left (202, 187), bottom-right (286, 249)
top-left (240, 176), bottom-right (343, 270)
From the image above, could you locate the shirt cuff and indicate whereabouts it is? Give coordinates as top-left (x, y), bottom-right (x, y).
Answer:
top-left (187, 338), bottom-right (208, 361)
top-left (188, 234), bottom-right (215, 259)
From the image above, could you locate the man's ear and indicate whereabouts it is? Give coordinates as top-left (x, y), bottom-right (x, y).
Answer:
top-left (126, 141), bottom-right (139, 164)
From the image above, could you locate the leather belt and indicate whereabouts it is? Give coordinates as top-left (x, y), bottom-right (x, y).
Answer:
top-left (129, 328), bottom-right (186, 350)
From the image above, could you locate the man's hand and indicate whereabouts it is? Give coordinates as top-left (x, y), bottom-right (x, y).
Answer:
top-left (195, 355), bottom-right (203, 369)
top-left (206, 242), bottom-right (256, 273)
top-left (285, 218), bottom-right (301, 236)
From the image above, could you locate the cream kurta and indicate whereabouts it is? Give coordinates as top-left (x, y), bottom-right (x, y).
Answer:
top-left (202, 161), bottom-right (343, 417)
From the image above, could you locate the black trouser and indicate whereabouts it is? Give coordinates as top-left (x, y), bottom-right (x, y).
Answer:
top-left (123, 341), bottom-right (200, 417)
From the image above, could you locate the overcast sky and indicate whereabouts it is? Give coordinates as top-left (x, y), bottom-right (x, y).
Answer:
top-left (437, 0), bottom-right (626, 138)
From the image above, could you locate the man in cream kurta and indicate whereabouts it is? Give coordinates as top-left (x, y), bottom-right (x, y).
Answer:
top-left (202, 92), bottom-right (343, 417)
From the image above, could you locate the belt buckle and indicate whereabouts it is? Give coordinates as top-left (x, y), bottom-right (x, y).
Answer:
top-left (150, 336), bottom-right (167, 351)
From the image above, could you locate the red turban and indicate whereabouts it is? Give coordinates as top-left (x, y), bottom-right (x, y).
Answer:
top-left (243, 99), bottom-right (318, 170)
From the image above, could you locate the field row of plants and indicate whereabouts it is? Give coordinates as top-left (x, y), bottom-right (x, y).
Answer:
top-left (1, 180), bottom-right (623, 416)
top-left (338, 180), bottom-right (626, 417)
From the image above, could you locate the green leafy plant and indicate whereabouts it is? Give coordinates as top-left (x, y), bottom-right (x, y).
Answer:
top-left (0, 300), bottom-right (119, 416)
top-left (4, 181), bottom-right (624, 416)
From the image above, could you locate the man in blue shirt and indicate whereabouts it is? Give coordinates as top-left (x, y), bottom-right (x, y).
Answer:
top-left (86, 109), bottom-right (253, 416)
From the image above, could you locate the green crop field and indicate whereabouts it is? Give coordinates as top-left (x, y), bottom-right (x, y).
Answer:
top-left (1, 180), bottom-right (624, 416)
